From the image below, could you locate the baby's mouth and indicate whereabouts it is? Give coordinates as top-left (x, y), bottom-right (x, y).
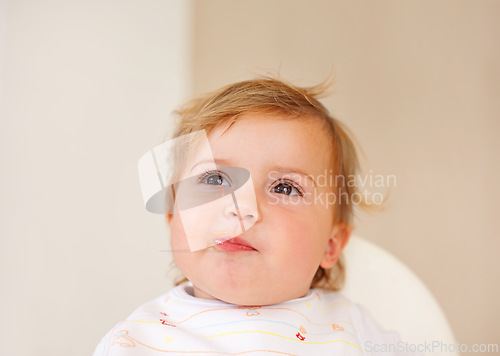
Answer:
top-left (210, 237), bottom-right (257, 252)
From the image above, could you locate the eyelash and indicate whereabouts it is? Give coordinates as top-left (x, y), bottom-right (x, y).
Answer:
top-left (270, 178), bottom-right (305, 197)
top-left (199, 170), bottom-right (231, 185)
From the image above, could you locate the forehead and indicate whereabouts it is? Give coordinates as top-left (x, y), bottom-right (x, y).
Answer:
top-left (207, 113), bottom-right (334, 174)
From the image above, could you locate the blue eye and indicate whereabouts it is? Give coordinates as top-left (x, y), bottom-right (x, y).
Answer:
top-left (200, 170), bottom-right (231, 186)
top-left (271, 180), bottom-right (303, 196)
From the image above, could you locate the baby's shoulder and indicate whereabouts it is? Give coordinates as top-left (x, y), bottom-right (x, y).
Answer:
top-left (309, 289), bottom-right (403, 346)
top-left (127, 291), bottom-right (172, 317)
top-left (92, 291), bottom-right (173, 356)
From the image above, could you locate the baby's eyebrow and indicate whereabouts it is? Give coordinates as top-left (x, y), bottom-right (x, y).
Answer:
top-left (188, 158), bottom-right (233, 174)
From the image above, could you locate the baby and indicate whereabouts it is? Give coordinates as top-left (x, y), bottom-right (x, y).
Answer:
top-left (94, 77), bottom-right (412, 355)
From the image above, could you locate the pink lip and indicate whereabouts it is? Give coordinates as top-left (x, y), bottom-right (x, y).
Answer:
top-left (214, 237), bottom-right (257, 252)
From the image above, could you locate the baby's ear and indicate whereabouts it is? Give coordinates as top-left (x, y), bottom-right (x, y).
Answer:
top-left (320, 222), bottom-right (351, 269)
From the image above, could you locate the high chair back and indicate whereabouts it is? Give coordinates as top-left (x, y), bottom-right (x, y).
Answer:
top-left (342, 236), bottom-right (458, 356)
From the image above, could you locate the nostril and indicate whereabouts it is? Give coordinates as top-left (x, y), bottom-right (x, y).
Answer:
top-left (229, 210), bottom-right (256, 220)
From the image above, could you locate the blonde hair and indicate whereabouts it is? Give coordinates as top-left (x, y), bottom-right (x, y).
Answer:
top-left (169, 76), bottom-right (367, 291)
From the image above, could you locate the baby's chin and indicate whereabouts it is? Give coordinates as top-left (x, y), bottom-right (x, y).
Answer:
top-left (193, 282), bottom-right (309, 306)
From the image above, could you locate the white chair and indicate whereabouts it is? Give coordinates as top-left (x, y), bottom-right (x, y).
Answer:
top-left (342, 236), bottom-right (458, 356)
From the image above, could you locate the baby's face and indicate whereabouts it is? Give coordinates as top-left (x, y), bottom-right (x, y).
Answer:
top-left (168, 113), bottom-right (349, 305)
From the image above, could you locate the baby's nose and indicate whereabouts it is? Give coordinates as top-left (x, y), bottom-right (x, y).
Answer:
top-left (224, 198), bottom-right (257, 222)
top-left (223, 173), bottom-right (259, 232)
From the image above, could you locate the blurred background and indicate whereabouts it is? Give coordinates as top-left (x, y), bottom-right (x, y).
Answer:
top-left (1, 1), bottom-right (499, 355)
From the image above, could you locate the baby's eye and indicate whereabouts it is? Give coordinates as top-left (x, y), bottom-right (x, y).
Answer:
top-left (271, 180), bottom-right (303, 196)
top-left (200, 171), bottom-right (231, 186)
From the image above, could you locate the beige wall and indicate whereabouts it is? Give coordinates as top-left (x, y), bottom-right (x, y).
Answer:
top-left (192, 0), bottom-right (500, 349)
top-left (0, 1), bottom-right (190, 355)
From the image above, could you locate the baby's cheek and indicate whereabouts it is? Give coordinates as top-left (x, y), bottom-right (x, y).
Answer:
top-left (290, 219), bottom-right (329, 264)
top-left (283, 225), bottom-right (315, 257)
top-left (169, 215), bottom-right (189, 251)
top-left (169, 218), bottom-right (198, 281)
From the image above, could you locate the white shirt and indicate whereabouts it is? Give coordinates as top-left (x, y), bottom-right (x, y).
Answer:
top-left (94, 283), bottom-right (415, 355)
